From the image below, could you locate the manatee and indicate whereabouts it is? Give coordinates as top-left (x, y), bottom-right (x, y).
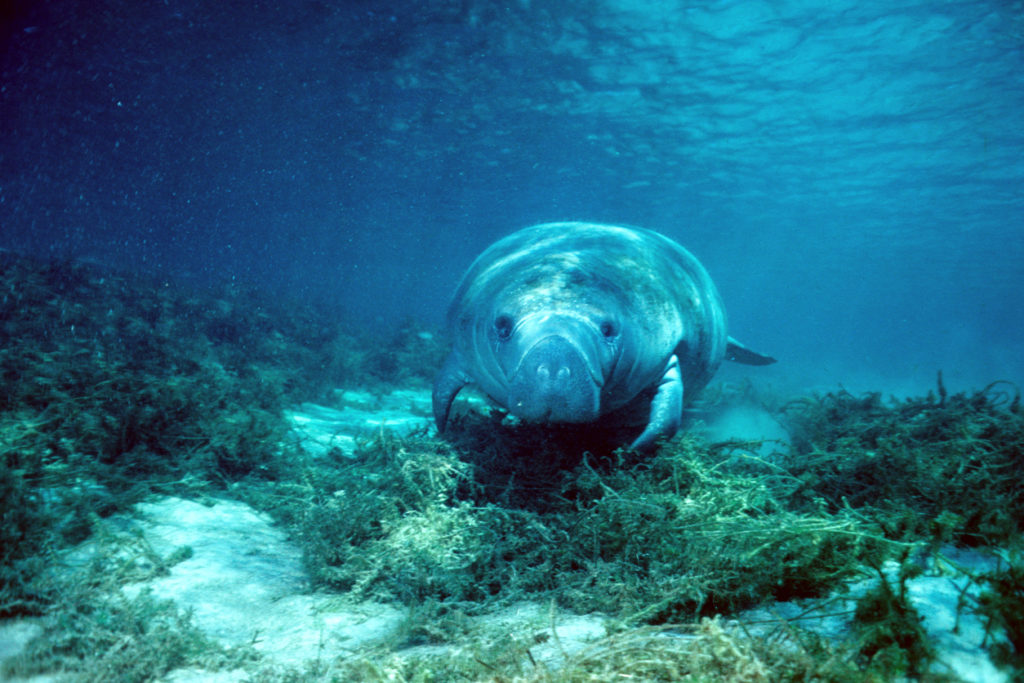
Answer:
top-left (432, 222), bottom-right (775, 450)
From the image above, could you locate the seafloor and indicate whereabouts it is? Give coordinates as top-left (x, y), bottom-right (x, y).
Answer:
top-left (0, 254), bottom-right (1021, 682)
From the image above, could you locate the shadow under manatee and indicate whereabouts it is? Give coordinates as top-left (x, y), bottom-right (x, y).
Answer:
top-left (441, 409), bottom-right (655, 511)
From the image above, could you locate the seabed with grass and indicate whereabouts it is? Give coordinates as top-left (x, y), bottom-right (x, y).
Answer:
top-left (1, 253), bottom-right (1022, 682)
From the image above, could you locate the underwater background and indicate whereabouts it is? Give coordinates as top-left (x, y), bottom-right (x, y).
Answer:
top-left (2, 0), bottom-right (1021, 396)
top-left (2, 2), bottom-right (1024, 681)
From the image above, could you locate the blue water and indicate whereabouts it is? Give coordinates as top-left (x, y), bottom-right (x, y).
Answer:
top-left (2, 0), bottom-right (1021, 396)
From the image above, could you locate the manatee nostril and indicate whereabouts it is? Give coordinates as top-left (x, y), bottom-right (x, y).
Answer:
top-left (536, 363), bottom-right (572, 384)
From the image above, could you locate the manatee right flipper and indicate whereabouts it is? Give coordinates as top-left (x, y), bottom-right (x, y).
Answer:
top-left (629, 354), bottom-right (684, 452)
top-left (432, 351), bottom-right (471, 433)
top-left (725, 336), bottom-right (776, 366)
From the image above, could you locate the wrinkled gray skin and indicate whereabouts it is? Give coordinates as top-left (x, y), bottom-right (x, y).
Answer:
top-left (433, 222), bottom-right (775, 450)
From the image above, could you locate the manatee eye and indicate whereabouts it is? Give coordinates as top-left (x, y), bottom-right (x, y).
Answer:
top-left (494, 314), bottom-right (514, 341)
top-left (599, 320), bottom-right (618, 338)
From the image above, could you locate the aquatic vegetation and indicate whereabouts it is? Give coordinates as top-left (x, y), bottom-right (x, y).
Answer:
top-left (975, 552), bottom-right (1024, 674)
top-left (0, 254), bottom-right (355, 617)
top-left (2, 252), bottom-right (1022, 680)
top-left (243, 615), bottom-right (916, 682)
top-left (246, 379), bottom-right (1023, 679)
top-left (250, 419), bottom-right (888, 627)
top-left (0, 520), bottom-right (252, 681)
top-left (360, 320), bottom-right (450, 388)
top-left (852, 552), bottom-right (932, 677)
top-left (0, 253), bottom-right (455, 677)
top-left (779, 379), bottom-right (1024, 547)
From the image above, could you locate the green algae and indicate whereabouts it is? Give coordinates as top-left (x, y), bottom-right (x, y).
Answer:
top-left (1, 252), bottom-right (1023, 681)
top-left (242, 615), bottom-right (921, 683)
top-left (241, 425), bottom-right (887, 627)
top-left (852, 551), bottom-right (933, 677)
top-left (0, 256), bottom-right (286, 618)
top-left (975, 551), bottom-right (1024, 675)
top-left (779, 378), bottom-right (1024, 548)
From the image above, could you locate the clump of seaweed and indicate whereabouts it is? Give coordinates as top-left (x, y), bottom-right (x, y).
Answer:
top-left (975, 552), bottom-right (1024, 675)
top-left (779, 375), bottom-right (1024, 548)
top-left (852, 551), bottom-right (932, 677)
top-left (243, 614), bottom-right (901, 682)
top-left (241, 433), bottom-right (559, 610)
top-left (0, 252), bottom-right (385, 618)
top-left (248, 416), bottom-right (890, 632)
top-left (239, 370), bottom-right (1024, 678)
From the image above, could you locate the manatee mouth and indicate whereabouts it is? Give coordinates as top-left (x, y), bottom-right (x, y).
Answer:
top-left (507, 334), bottom-right (603, 423)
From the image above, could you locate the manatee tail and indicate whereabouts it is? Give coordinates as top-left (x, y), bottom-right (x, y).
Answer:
top-left (725, 337), bottom-right (776, 366)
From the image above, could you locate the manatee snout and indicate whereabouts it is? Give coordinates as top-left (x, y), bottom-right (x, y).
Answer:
top-left (508, 335), bottom-right (601, 423)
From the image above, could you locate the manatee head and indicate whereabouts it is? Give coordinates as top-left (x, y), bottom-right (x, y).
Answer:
top-left (452, 253), bottom-right (636, 424)
top-left (493, 309), bottom-right (615, 423)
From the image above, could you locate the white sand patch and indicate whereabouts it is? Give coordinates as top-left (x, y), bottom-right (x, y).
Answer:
top-left (701, 403), bottom-right (790, 445)
top-left (285, 387), bottom-right (493, 458)
top-left (285, 389), bottom-right (434, 458)
top-left (122, 497), bottom-right (405, 664)
top-left (120, 496), bottom-right (608, 679)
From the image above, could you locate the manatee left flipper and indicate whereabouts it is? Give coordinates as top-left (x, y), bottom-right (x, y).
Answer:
top-left (432, 351), bottom-right (471, 433)
top-left (629, 354), bottom-right (684, 451)
top-left (725, 336), bottom-right (776, 366)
